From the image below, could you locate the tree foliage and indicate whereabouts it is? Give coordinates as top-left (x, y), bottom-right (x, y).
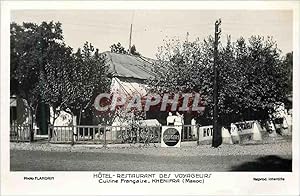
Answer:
top-left (110, 42), bottom-right (141, 56)
top-left (110, 42), bottom-right (127, 54)
top-left (11, 22), bottom-right (111, 126)
top-left (10, 21), bottom-right (66, 116)
top-left (67, 42), bottom-right (111, 123)
top-left (282, 52), bottom-right (293, 94)
top-left (148, 35), bottom-right (291, 126)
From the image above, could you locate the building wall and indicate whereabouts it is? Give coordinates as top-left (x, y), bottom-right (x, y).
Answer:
top-left (110, 77), bottom-right (147, 96)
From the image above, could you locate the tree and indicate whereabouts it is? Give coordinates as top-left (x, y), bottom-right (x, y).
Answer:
top-left (239, 36), bottom-right (289, 120)
top-left (110, 42), bottom-right (141, 56)
top-left (66, 42), bottom-right (111, 125)
top-left (110, 42), bottom-right (127, 54)
top-left (11, 22), bottom-right (111, 130)
top-left (147, 37), bottom-right (212, 124)
top-left (10, 21), bottom-right (68, 132)
top-left (149, 35), bottom-right (290, 128)
top-left (218, 36), bottom-right (241, 125)
top-left (40, 42), bottom-right (75, 125)
top-left (283, 52), bottom-right (293, 94)
top-left (282, 52), bottom-right (293, 109)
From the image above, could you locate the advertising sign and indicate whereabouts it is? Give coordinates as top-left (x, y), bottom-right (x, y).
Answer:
top-left (232, 121), bottom-right (255, 135)
top-left (198, 125), bottom-right (233, 144)
top-left (198, 125), bottom-right (213, 144)
top-left (230, 120), bottom-right (262, 143)
top-left (161, 126), bottom-right (181, 147)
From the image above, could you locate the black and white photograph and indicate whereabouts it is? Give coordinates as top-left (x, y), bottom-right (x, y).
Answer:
top-left (1, 1), bottom-right (299, 195)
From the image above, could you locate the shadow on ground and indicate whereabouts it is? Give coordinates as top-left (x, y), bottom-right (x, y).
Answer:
top-left (231, 155), bottom-right (292, 172)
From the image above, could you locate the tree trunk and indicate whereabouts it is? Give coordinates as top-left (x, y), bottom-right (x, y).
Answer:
top-left (78, 107), bottom-right (82, 126)
top-left (29, 105), bottom-right (34, 142)
top-left (51, 106), bottom-right (57, 125)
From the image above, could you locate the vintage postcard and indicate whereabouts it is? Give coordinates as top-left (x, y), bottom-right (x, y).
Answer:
top-left (1, 1), bottom-right (299, 195)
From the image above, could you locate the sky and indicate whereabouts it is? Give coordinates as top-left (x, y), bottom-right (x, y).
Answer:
top-left (11, 10), bottom-right (293, 59)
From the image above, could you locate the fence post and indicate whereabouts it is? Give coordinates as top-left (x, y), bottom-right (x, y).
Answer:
top-left (16, 126), bottom-right (19, 143)
top-left (100, 124), bottom-right (107, 147)
top-left (104, 125), bottom-right (107, 147)
top-left (197, 125), bottom-right (200, 146)
top-left (71, 125), bottom-right (75, 146)
top-left (29, 124), bottom-right (34, 143)
top-left (137, 128), bottom-right (140, 144)
top-left (48, 124), bottom-right (51, 142)
top-left (158, 125), bottom-right (161, 144)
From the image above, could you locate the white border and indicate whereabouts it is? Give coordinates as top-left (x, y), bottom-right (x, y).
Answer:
top-left (1, 1), bottom-right (300, 195)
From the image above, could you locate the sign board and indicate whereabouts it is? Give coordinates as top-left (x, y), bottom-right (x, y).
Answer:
top-left (230, 120), bottom-right (262, 143)
top-left (198, 125), bottom-right (213, 144)
top-left (161, 126), bottom-right (181, 147)
top-left (198, 125), bottom-right (233, 144)
top-left (232, 121), bottom-right (255, 135)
